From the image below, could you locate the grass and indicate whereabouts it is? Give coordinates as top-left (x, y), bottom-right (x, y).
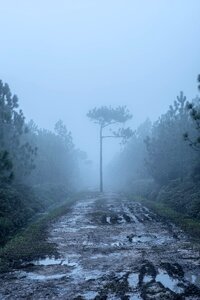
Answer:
top-left (128, 195), bottom-right (200, 242)
top-left (0, 191), bottom-right (94, 272)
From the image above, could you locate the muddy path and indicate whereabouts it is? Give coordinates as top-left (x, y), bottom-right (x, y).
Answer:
top-left (0, 193), bottom-right (200, 300)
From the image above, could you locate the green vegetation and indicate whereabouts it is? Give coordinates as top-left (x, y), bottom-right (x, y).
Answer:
top-left (0, 192), bottom-right (88, 272)
top-left (107, 75), bottom-right (200, 241)
top-left (0, 191), bottom-right (99, 272)
top-left (0, 183), bottom-right (73, 246)
top-left (0, 80), bottom-right (89, 250)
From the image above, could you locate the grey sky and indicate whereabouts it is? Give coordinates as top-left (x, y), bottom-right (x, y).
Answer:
top-left (1, 0), bottom-right (200, 164)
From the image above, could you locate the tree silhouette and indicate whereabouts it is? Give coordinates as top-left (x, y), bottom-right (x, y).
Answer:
top-left (184, 75), bottom-right (200, 151)
top-left (87, 106), bottom-right (133, 192)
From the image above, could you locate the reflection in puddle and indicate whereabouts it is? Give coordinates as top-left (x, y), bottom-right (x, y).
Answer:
top-left (156, 269), bottom-right (184, 293)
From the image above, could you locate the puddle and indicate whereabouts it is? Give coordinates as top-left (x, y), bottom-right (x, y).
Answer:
top-left (156, 269), bottom-right (184, 293)
top-left (111, 241), bottom-right (124, 247)
top-left (132, 236), bottom-right (152, 243)
top-left (107, 294), bottom-right (121, 300)
top-left (32, 257), bottom-right (77, 267)
top-left (128, 273), bottom-right (138, 289)
top-left (106, 216), bottom-right (111, 224)
top-left (69, 261), bottom-right (103, 282)
top-left (143, 275), bottom-right (153, 283)
top-left (117, 215), bottom-right (125, 224)
top-left (33, 257), bottom-right (63, 266)
top-left (128, 294), bottom-right (142, 300)
top-left (83, 241), bottom-right (93, 246)
top-left (80, 225), bottom-right (97, 230)
top-left (27, 273), bottom-right (66, 281)
top-left (82, 291), bottom-right (99, 299)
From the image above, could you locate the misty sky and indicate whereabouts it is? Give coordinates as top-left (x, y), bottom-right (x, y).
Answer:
top-left (1, 1), bottom-right (200, 164)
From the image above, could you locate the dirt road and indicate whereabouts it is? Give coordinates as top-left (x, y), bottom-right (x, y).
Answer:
top-left (0, 193), bottom-right (200, 299)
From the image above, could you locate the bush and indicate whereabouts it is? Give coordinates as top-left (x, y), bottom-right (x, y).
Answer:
top-left (0, 183), bottom-right (70, 246)
top-left (155, 179), bottom-right (200, 220)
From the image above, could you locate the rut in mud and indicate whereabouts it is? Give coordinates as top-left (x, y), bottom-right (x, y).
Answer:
top-left (0, 193), bottom-right (200, 300)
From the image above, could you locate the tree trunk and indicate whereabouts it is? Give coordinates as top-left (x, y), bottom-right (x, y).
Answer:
top-left (100, 126), bottom-right (103, 192)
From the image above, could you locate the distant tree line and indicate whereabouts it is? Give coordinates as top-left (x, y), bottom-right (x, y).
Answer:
top-left (108, 76), bottom-right (200, 220)
top-left (0, 80), bottom-right (86, 244)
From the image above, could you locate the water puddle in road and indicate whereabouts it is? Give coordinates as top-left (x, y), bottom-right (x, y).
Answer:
top-left (156, 269), bottom-right (184, 293)
top-left (106, 294), bottom-right (121, 300)
top-left (128, 294), bottom-right (142, 300)
top-left (128, 273), bottom-right (138, 289)
top-left (111, 241), bottom-right (124, 247)
top-left (69, 261), bottom-right (103, 281)
top-left (27, 273), bottom-right (67, 281)
top-left (143, 275), bottom-right (153, 283)
top-left (82, 291), bottom-right (99, 299)
top-left (106, 216), bottom-right (111, 224)
top-left (80, 225), bottom-right (97, 230)
top-left (117, 215), bottom-right (125, 224)
top-left (33, 257), bottom-right (65, 266)
top-left (32, 255), bottom-right (79, 267)
top-left (132, 235), bottom-right (152, 243)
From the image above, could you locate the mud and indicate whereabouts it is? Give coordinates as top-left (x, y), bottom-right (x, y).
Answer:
top-left (0, 193), bottom-right (200, 299)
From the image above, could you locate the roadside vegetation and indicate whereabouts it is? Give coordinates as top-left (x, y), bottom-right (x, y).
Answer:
top-left (129, 194), bottom-right (200, 241)
top-left (0, 191), bottom-right (98, 272)
top-left (0, 197), bottom-right (73, 272)
top-left (0, 80), bottom-right (89, 254)
top-left (1, 74), bottom-right (200, 271)
top-left (108, 75), bottom-right (200, 239)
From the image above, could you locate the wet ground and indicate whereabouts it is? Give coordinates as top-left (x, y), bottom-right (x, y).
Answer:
top-left (0, 193), bottom-right (200, 299)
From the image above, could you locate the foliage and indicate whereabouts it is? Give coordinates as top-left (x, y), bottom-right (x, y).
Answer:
top-left (0, 151), bottom-right (13, 183)
top-left (184, 98), bottom-right (200, 151)
top-left (0, 192), bottom-right (98, 272)
top-left (0, 183), bottom-right (73, 247)
top-left (107, 119), bottom-right (151, 189)
top-left (87, 105), bottom-right (133, 191)
top-left (145, 92), bottom-right (196, 185)
top-left (25, 124), bottom-right (77, 187)
top-left (0, 184), bottom-right (42, 245)
top-left (0, 80), bottom-right (36, 182)
top-left (0, 198), bottom-right (74, 271)
top-left (0, 80), bottom-right (83, 250)
top-left (87, 105), bottom-right (132, 127)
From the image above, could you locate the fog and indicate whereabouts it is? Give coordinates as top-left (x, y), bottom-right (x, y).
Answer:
top-left (1, 2), bottom-right (200, 297)
top-left (1, 0), bottom-right (200, 166)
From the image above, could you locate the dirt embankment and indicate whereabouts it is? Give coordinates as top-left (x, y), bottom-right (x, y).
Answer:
top-left (0, 193), bottom-right (200, 300)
